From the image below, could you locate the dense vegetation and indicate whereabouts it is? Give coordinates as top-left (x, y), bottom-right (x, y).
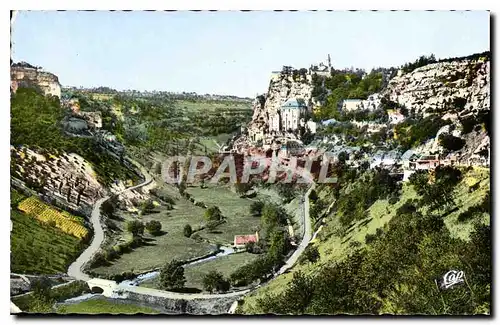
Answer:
top-left (250, 167), bottom-right (490, 315)
top-left (11, 88), bottom-right (137, 185)
top-left (12, 279), bottom-right (90, 313)
top-left (312, 70), bottom-right (383, 120)
top-left (394, 115), bottom-right (447, 151)
top-left (11, 208), bottom-right (86, 275)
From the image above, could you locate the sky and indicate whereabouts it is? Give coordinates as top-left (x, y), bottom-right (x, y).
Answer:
top-left (11, 11), bottom-right (490, 97)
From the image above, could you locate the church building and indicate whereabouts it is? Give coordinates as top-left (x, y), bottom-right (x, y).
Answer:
top-left (269, 97), bottom-right (309, 133)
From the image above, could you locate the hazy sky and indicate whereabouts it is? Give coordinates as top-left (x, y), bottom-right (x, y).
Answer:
top-left (11, 10), bottom-right (490, 97)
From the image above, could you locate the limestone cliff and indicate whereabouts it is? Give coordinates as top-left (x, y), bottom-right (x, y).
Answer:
top-left (382, 52), bottom-right (490, 165)
top-left (248, 69), bottom-right (314, 139)
top-left (11, 63), bottom-right (62, 98)
top-left (382, 53), bottom-right (490, 118)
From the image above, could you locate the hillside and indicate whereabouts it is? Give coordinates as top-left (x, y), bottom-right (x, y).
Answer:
top-left (239, 166), bottom-right (490, 315)
top-left (235, 52), bottom-right (491, 315)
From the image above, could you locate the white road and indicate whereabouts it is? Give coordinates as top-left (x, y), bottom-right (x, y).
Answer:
top-left (67, 159), bottom-right (153, 281)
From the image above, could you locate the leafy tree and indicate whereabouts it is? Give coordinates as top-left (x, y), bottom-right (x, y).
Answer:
top-left (439, 133), bottom-right (466, 151)
top-left (204, 206), bottom-right (222, 221)
top-left (145, 220), bottom-right (162, 235)
top-left (234, 182), bottom-right (252, 196)
top-left (101, 197), bottom-right (116, 217)
top-left (29, 277), bottom-right (55, 313)
top-left (300, 245), bottom-right (320, 264)
top-left (206, 220), bottom-right (220, 232)
top-left (183, 224), bottom-right (193, 237)
top-left (202, 271), bottom-right (230, 293)
top-left (125, 220), bottom-right (145, 236)
top-left (140, 199), bottom-right (155, 214)
top-left (159, 259), bottom-right (186, 290)
top-left (250, 201), bottom-right (265, 216)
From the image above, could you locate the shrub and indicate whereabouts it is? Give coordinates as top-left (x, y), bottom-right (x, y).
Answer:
top-left (439, 133), bottom-right (466, 151)
top-left (204, 206), bottom-right (222, 221)
top-left (183, 224), bottom-right (193, 238)
top-left (202, 271), bottom-right (230, 293)
top-left (159, 259), bottom-right (186, 290)
top-left (365, 233), bottom-right (377, 245)
top-left (250, 201), bottom-right (265, 217)
top-left (145, 220), bottom-right (162, 235)
top-left (300, 245), bottom-right (320, 264)
top-left (125, 220), bottom-right (145, 236)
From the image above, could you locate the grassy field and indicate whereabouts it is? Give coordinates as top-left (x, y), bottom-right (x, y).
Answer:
top-left (186, 185), bottom-right (262, 245)
top-left (91, 181), bottom-right (267, 276)
top-left (57, 298), bottom-right (160, 314)
top-left (240, 167), bottom-right (491, 313)
top-left (175, 99), bottom-right (251, 113)
top-left (11, 209), bottom-right (85, 275)
top-left (91, 184), bottom-right (213, 276)
top-left (141, 252), bottom-right (260, 291)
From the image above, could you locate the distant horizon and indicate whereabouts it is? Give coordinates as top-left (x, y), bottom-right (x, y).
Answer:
top-left (11, 11), bottom-right (489, 97)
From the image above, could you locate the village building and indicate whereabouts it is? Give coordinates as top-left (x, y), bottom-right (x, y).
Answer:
top-left (234, 232), bottom-right (259, 249)
top-left (341, 99), bottom-right (364, 112)
top-left (388, 110), bottom-right (406, 124)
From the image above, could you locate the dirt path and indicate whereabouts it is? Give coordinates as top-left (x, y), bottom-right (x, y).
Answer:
top-left (67, 159), bottom-right (153, 281)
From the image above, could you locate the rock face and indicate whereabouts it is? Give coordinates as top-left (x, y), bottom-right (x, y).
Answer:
top-left (247, 69), bottom-right (315, 142)
top-left (10, 146), bottom-right (105, 216)
top-left (11, 63), bottom-right (62, 98)
top-left (382, 54), bottom-right (490, 166)
top-left (382, 55), bottom-right (490, 118)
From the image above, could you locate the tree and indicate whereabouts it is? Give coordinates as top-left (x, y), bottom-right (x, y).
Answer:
top-left (439, 133), bottom-right (466, 152)
top-left (300, 245), bottom-right (320, 264)
top-left (29, 277), bottom-right (55, 312)
top-left (101, 197), bottom-right (116, 217)
top-left (159, 259), bottom-right (186, 290)
top-left (309, 189), bottom-right (319, 203)
top-left (140, 199), bottom-right (155, 214)
top-left (145, 220), bottom-right (162, 235)
top-left (250, 201), bottom-right (265, 216)
top-left (202, 270), bottom-right (230, 293)
top-left (125, 220), bottom-right (145, 236)
top-left (234, 182), bottom-right (252, 196)
top-left (204, 205), bottom-right (222, 221)
top-left (183, 224), bottom-right (193, 237)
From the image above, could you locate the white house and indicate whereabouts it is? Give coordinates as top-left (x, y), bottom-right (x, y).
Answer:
top-left (341, 99), bottom-right (364, 112)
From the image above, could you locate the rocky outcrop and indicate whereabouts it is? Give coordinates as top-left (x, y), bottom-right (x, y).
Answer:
top-left (11, 63), bottom-right (62, 98)
top-left (382, 55), bottom-right (490, 118)
top-left (10, 146), bottom-right (105, 215)
top-left (247, 69), bottom-right (314, 140)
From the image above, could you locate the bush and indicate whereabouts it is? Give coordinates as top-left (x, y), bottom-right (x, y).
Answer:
top-left (183, 224), bottom-right (192, 238)
top-left (125, 220), bottom-right (145, 236)
top-left (204, 206), bottom-right (222, 221)
top-left (300, 245), bottom-right (320, 264)
top-left (202, 271), bottom-right (230, 293)
top-left (365, 233), bottom-right (377, 244)
top-left (439, 133), bottom-right (466, 151)
top-left (145, 220), bottom-right (162, 235)
top-left (250, 201), bottom-right (265, 217)
top-left (158, 259), bottom-right (186, 290)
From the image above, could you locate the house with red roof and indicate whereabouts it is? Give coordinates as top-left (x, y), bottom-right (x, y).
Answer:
top-left (234, 232), bottom-right (259, 249)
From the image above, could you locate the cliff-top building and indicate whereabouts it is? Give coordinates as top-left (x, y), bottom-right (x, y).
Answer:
top-left (269, 98), bottom-right (309, 133)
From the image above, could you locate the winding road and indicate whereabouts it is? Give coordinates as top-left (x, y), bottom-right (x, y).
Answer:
top-left (67, 159), bottom-right (153, 281)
